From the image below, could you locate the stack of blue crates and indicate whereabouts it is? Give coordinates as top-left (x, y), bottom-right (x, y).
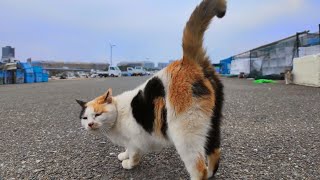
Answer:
top-left (15, 69), bottom-right (25, 84)
top-left (33, 66), bottom-right (43, 83)
top-left (20, 63), bottom-right (35, 83)
top-left (4, 71), bottom-right (14, 84)
top-left (0, 70), bottom-right (4, 85)
top-left (42, 69), bottom-right (49, 82)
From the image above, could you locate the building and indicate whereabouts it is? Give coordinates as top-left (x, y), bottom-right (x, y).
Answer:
top-left (117, 61), bottom-right (155, 69)
top-left (2, 46), bottom-right (15, 58)
top-left (1, 46), bottom-right (17, 63)
top-left (117, 61), bottom-right (143, 71)
top-left (143, 61), bottom-right (155, 69)
top-left (158, 62), bottom-right (169, 69)
top-left (221, 31), bottom-right (320, 76)
top-left (31, 60), bottom-right (109, 73)
top-left (219, 57), bottom-right (232, 74)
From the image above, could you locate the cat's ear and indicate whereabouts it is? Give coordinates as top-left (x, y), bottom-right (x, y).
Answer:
top-left (76, 99), bottom-right (86, 107)
top-left (104, 88), bottom-right (113, 104)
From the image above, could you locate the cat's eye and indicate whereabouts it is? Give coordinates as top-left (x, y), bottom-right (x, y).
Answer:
top-left (82, 117), bottom-right (88, 120)
top-left (95, 113), bottom-right (102, 117)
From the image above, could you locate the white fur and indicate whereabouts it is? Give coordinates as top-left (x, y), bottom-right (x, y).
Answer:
top-left (117, 149), bottom-right (129, 161)
top-left (80, 69), bottom-right (212, 179)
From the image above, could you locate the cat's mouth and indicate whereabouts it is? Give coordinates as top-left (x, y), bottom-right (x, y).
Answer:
top-left (86, 127), bottom-right (102, 135)
top-left (88, 126), bottom-right (99, 131)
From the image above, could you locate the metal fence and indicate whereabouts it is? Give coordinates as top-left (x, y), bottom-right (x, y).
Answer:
top-left (230, 31), bottom-right (320, 78)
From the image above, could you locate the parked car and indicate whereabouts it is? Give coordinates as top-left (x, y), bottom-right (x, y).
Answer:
top-left (108, 66), bottom-right (122, 77)
top-left (90, 73), bottom-right (98, 78)
top-left (76, 72), bottom-right (89, 78)
top-left (132, 66), bottom-right (146, 76)
top-left (96, 66), bottom-right (122, 77)
top-left (122, 67), bottom-right (134, 76)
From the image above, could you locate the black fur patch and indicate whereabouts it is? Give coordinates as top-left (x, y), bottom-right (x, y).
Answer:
top-left (76, 100), bottom-right (87, 119)
top-left (161, 108), bottom-right (168, 137)
top-left (79, 106), bottom-right (86, 119)
top-left (131, 77), bottom-right (167, 136)
top-left (204, 68), bottom-right (224, 155)
top-left (192, 80), bottom-right (210, 97)
top-left (217, 10), bottom-right (226, 18)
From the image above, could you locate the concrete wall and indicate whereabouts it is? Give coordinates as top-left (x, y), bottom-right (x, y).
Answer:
top-left (293, 54), bottom-right (320, 87)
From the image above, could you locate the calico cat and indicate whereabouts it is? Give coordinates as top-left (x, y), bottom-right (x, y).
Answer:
top-left (76, 0), bottom-right (226, 179)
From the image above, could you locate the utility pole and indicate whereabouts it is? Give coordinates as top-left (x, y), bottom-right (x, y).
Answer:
top-left (110, 44), bottom-right (116, 66)
top-left (318, 24), bottom-right (320, 52)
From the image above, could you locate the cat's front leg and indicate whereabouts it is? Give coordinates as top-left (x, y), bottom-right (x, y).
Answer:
top-left (118, 149), bottom-right (129, 161)
top-left (121, 149), bottom-right (141, 170)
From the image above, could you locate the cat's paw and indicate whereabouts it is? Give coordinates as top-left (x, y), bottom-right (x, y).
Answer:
top-left (207, 169), bottom-right (213, 179)
top-left (121, 159), bottom-right (133, 170)
top-left (118, 151), bottom-right (129, 161)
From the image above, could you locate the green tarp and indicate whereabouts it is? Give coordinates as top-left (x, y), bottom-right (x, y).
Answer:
top-left (254, 79), bottom-right (277, 84)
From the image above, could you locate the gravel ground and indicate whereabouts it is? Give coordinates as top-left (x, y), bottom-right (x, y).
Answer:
top-left (0, 77), bottom-right (319, 179)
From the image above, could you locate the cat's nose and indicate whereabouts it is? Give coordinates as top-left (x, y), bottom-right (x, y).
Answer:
top-left (88, 122), bottom-right (94, 127)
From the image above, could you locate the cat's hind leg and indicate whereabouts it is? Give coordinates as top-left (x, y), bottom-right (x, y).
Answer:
top-left (207, 148), bottom-right (221, 178)
top-left (169, 117), bottom-right (210, 180)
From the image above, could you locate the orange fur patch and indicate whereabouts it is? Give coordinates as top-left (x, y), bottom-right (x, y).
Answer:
top-left (197, 79), bottom-right (216, 116)
top-left (166, 60), bottom-right (201, 114)
top-left (132, 153), bottom-right (141, 166)
top-left (196, 154), bottom-right (208, 180)
top-left (208, 148), bottom-right (221, 175)
top-left (167, 59), bottom-right (215, 115)
top-left (87, 95), bottom-right (109, 113)
top-left (153, 97), bottom-right (166, 137)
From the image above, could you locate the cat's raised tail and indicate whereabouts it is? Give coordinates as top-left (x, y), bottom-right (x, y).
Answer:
top-left (182, 0), bottom-right (226, 68)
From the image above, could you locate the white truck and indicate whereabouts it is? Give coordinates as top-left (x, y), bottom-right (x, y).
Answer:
top-left (96, 66), bottom-right (122, 77)
top-left (121, 66), bottom-right (147, 76)
top-left (132, 66), bottom-right (146, 76)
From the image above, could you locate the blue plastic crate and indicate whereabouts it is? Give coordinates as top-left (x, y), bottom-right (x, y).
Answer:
top-left (15, 69), bottom-right (25, 84)
top-left (4, 71), bottom-right (14, 84)
top-left (25, 73), bottom-right (35, 83)
top-left (20, 62), bottom-right (33, 69)
top-left (33, 66), bottom-right (43, 73)
top-left (16, 69), bottom-right (24, 77)
top-left (0, 70), bottom-right (4, 85)
top-left (34, 72), bottom-right (43, 83)
top-left (42, 73), bottom-right (49, 82)
top-left (23, 68), bottom-right (34, 73)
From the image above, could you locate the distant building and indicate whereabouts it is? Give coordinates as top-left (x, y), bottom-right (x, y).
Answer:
top-left (117, 61), bottom-right (155, 69)
top-left (31, 60), bottom-right (109, 71)
top-left (158, 62), bottom-right (169, 69)
top-left (117, 61), bottom-right (143, 68)
top-left (1, 46), bottom-right (17, 63)
top-left (27, 58), bottom-right (32, 64)
top-left (143, 61), bottom-right (155, 69)
top-left (2, 46), bottom-right (15, 58)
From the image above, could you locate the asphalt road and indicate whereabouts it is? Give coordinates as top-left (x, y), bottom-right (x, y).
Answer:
top-left (0, 77), bottom-right (319, 179)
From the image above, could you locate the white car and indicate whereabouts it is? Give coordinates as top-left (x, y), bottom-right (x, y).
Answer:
top-left (90, 74), bottom-right (98, 78)
top-left (108, 66), bottom-right (122, 77)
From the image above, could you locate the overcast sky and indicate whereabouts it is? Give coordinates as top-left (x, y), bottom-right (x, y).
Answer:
top-left (0, 0), bottom-right (319, 64)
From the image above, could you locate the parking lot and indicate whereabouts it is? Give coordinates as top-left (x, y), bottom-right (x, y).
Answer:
top-left (0, 77), bottom-right (319, 179)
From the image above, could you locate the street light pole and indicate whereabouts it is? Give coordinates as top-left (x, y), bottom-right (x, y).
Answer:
top-left (110, 44), bottom-right (116, 66)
